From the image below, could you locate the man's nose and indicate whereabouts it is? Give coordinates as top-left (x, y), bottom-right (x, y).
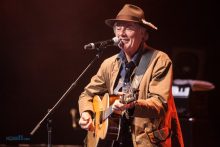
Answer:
top-left (118, 28), bottom-right (126, 36)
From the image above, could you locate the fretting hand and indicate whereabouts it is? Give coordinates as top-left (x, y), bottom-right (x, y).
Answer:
top-left (112, 92), bottom-right (136, 112)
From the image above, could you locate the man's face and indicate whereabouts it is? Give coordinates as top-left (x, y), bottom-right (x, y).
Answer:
top-left (114, 21), bottom-right (146, 55)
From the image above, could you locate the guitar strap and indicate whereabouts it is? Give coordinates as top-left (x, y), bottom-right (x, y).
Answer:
top-left (131, 49), bottom-right (158, 90)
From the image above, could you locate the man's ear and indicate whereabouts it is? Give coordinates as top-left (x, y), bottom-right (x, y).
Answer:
top-left (141, 29), bottom-right (149, 41)
top-left (144, 32), bottom-right (149, 41)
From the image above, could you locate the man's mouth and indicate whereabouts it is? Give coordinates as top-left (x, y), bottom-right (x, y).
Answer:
top-left (121, 39), bottom-right (129, 44)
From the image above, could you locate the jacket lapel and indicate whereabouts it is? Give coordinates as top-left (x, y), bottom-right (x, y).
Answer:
top-left (110, 58), bottom-right (122, 94)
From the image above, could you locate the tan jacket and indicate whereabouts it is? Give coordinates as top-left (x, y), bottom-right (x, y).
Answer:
top-left (78, 47), bottom-right (184, 147)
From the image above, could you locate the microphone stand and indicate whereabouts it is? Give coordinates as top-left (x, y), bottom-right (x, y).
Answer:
top-left (30, 50), bottom-right (103, 147)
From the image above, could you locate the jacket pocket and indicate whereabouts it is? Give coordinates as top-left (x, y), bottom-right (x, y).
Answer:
top-left (147, 127), bottom-right (171, 144)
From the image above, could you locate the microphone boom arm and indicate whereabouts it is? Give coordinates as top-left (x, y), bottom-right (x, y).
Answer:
top-left (30, 50), bottom-right (103, 139)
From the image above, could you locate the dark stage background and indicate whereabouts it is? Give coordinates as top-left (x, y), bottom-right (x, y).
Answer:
top-left (0, 0), bottom-right (219, 146)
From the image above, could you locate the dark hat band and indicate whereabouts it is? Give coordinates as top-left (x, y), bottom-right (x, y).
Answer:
top-left (116, 15), bottom-right (141, 22)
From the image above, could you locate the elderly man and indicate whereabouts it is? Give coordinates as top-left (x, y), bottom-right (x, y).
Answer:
top-left (78, 4), bottom-right (184, 147)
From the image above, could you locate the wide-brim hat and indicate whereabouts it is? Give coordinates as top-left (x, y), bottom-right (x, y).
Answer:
top-left (105, 4), bottom-right (158, 31)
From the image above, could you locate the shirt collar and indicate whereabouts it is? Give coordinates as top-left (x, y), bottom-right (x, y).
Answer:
top-left (117, 48), bottom-right (143, 66)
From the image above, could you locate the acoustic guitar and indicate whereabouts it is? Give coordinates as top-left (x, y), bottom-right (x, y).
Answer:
top-left (86, 93), bottom-right (136, 147)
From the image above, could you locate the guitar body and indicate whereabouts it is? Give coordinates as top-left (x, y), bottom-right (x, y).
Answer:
top-left (86, 93), bottom-right (121, 147)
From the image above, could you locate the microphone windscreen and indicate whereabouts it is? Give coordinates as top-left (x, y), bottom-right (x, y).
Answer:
top-left (112, 37), bottom-right (120, 45)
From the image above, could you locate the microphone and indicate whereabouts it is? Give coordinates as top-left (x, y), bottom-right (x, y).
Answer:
top-left (84, 37), bottom-right (120, 50)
